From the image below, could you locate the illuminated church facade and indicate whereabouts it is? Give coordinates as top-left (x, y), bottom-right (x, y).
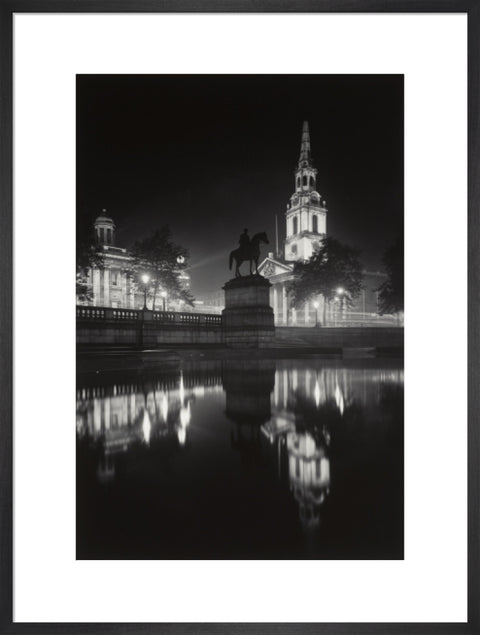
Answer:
top-left (258, 121), bottom-right (329, 325)
top-left (258, 121), bottom-right (386, 326)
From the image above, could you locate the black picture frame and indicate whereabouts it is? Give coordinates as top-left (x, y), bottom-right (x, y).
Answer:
top-left (1, 1), bottom-right (478, 633)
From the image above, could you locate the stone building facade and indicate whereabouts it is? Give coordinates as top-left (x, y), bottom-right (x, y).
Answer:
top-left (78, 210), bottom-right (190, 310)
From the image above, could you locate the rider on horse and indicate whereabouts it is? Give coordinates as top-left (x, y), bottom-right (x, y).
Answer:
top-left (239, 228), bottom-right (250, 256)
top-left (229, 230), bottom-right (269, 277)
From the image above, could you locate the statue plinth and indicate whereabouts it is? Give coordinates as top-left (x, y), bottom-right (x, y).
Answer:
top-left (222, 275), bottom-right (274, 348)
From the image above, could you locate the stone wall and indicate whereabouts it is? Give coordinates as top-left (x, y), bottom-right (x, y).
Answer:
top-left (275, 326), bottom-right (404, 349)
top-left (76, 306), bottom-right (224, 349)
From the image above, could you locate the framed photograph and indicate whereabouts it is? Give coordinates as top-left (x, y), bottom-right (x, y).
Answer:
top-left (1, 2), bottom-right (477, 633)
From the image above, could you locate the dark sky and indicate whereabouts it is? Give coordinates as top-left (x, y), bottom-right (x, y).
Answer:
top-left (77, 75), bottom-right (403, 295)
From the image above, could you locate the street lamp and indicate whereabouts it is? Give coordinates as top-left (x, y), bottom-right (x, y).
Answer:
top-left (141, 274), bottom-right (150, 310)
top-left (313, 300), bottom-right (319, 328)
top-left (160, 290), bottom-right (167, 312)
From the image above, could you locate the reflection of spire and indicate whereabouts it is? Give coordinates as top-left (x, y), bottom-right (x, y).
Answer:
top-left (287, 431), bottom-right (330, 530)
top-left (177, 427), bottom-right (186, 446)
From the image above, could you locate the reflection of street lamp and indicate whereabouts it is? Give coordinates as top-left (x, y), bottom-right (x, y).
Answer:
top-left (160, 290), bottom-right (167, 312)
top-left (141, 274), bottom-right (150, 310)
top-left (313, 300), bottom-right (319, 328)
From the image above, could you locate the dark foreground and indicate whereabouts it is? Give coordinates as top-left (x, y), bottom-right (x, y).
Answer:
top-left (76, 355), bottom-right (404, 559)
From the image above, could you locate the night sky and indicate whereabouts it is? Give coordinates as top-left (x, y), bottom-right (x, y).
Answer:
top-left (77, 75), bottom-right (403, 295)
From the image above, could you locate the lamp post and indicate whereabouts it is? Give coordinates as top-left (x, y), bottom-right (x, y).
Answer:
top-left (313, 300), bottom-right (319, 328)
top-left (160, 290), bottom-right (167, 312)
top-left (141, 274), bottom-right (150, 310)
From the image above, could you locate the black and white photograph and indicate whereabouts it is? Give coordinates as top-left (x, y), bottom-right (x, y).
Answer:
top-left (76, 74), bottom-right (404, 560)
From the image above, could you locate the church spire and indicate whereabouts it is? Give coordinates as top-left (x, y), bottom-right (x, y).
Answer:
top-left (298, 121), bottom-right (312, 168)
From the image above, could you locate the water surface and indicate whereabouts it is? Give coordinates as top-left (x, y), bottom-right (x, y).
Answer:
top-left (76, 357), bottom-right (403, 559)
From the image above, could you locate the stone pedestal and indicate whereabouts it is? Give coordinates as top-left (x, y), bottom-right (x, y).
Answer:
top-left (222, 275), bottom-right (275, 348)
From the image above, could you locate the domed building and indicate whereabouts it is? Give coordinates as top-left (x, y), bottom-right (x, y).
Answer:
top-left (78, 209), bottom-right (190, 309)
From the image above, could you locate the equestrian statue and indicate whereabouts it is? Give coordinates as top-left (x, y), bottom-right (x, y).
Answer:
top-left (229, 228), bottom-right (269, 277)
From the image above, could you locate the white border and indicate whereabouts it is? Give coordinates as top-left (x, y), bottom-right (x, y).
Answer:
top-left (13, 13), bottom-right (467, 623)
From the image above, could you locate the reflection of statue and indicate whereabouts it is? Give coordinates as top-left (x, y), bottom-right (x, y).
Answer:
top-left (229, 231), bottom-right (269, 277)
top-left (222, 360), bottom-right (275, 460)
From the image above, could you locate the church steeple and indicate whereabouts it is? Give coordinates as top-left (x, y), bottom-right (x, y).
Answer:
top-left (284, 121), bottom-right (327, 262)
top-left (298, 121), bottom-right (312, 168)
top-left (294, 121), bottom-right (317, 194)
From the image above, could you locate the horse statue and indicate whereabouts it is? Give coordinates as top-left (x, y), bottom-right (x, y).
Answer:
top-left (229, 232), bottom-right (269, 277)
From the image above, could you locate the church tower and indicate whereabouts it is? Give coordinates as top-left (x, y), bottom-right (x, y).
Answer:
top-left (284, 122), bottom-right (327, 262)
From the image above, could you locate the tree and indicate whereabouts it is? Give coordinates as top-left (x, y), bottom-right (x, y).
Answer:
top-left (76, 216), bottom-right (104, 303)
top-left (131, 226), bottom-right (194, 310)
top-left (289, 236), bottom-right (364, 326)
top-left (377, 236), bottom-right (404, 316)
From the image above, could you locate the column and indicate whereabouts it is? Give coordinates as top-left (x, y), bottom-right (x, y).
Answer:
top-left (304, 301), bottom-right (309, 324)
top-left (99, 270), bottom-right (104, 306)
top-left (292, 307), bottom-right (297, 325)
top-left (104, 269), bottom-right (110, 307)
top-left (273, 286), bottom-right (278, 325)
top-left (282, 284), bottom-right (287, 325)
top-left (121, 272), bottom-right (127, 308)
top-left (93, 268), bottom-right (101, 306)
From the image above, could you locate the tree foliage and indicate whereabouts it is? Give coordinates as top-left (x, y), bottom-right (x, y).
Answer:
top-left (131, 226), bottom-right (194, 309)
top-left (377, 236), bottom-right (404, 315)
top-left (76, 217), bottom-right (104, 302)
top-left (289, 236), bottom-right (364, 313)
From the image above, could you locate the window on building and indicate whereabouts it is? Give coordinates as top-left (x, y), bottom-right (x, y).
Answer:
top-left (297, 176), bottom-right (300, 189)
top-left (112, 272), bottom-right (118, 286)
top-left (302, 175), bottom-right (307, 186)
top-left (106, 228), bottom-right (111, 244)
top-left (293, 217), bottom-right (298, 234)
top-left (100, 227), bottom-right (105, 243)
top-left (291, 244), bottom-right (297, 254)
top-left (310, 176), bottom-right (315, 188)
top-left (312, 215), bottom-right (318, 233)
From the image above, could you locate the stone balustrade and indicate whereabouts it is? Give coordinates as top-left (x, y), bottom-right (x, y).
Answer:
top-left (77, 306), bottom-right (223, 326)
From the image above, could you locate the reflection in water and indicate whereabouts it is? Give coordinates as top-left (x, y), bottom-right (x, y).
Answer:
top-left (77, 358), bottom-right (403, 559)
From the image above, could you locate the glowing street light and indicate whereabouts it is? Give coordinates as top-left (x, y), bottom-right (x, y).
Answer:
top-left (141, 274), bottom-right (150, 310)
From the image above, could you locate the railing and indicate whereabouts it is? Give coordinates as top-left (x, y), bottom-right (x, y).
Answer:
top-left (76, 307), bottom-right (107, 321)
top-left (152, 311), bottom-right (176, 323)
top-left (77, 305), bottom-right (223, 327)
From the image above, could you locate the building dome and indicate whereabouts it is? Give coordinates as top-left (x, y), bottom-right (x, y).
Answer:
top-left (94, 209), bottom-right (116, 246)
